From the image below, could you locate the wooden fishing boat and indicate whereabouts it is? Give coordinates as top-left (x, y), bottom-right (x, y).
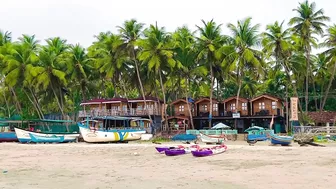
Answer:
top-left (14, 127), bottom-right (79, 143)
top-left (78, 122), bottom-right (141, 143)
top-left (29, 133), bottom-right (65, 143)
top-left (191, 144), bottom-right (228, 157)
top-left (267, 131), bottom-right (293, 146)
top-left (199, 133), bottom-right (226, 144)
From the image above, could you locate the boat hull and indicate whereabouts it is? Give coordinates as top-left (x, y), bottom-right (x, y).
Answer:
top-left (199, 133), bottom-right (226, 144)
top-left (29, 133), bottom-right (65, 143)
top-left (191, 145), bottom-right (227, 157)
top-left (267, 131), bottom-right (293, 146)
top-left (14, 128), bottom-right (79, 143)
top-left (0, 132), bottom-right (18, 142)
top-left (79, 125), bottom-right (141, 143)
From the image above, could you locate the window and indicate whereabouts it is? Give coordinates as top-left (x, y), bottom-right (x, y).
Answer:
top-left (213, 104), bottom-right (218, 111)
top-left (230, 103), bottom-right (236, 111)
top-left (259, 102), bottom-right (265, 110)
top-left (242, 102), bottom-right (247, 110)
top-left (201, 104), bottom-right (208, 111)
top-left (178, 105), bottom-right (184, 112)
top-left (272, 101), bottom-right (277, 109)
top-left (122, 105), bottom-right (127, 111)
top-left (137, 105), bottom-right (142, 110)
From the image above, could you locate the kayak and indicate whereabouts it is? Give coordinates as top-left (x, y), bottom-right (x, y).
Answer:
top-left (191, 144), bottom-right (227, 157)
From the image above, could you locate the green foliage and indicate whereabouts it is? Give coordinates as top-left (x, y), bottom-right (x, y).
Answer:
top-left (1, 2), bottom-right (336, 121)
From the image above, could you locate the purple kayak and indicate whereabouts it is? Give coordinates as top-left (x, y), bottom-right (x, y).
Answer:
top-left (164, 148), bottom-right (186, 156)
top-left (155, 146), bottom-right (170, 153)
top-left (191, 145), bottom-right (228, 157)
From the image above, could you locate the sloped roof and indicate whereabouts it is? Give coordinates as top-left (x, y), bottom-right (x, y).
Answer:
top-left (250, 94), bottom-right (282, 102)
top-left (195, 97), bottom-right (218, 104)
top-left (128, 96), bottom-right (163, 103)
top-left (170, 99), bottom-right (188, 105)
top-left (223, 96), bottom-right (248, 103)
top-left (80, 98), bottom-right (108, 105)
top-left (102, 97), bottom-right (128, 103)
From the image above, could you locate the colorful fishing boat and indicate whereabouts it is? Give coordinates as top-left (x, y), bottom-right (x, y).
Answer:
top-left (14, 119), bottom-right (80, 143)
top-left (164, 145), bottom-right (200, 156)
top-left (171, 134), bottom-right (197, 141)
top-left (29, 133), bottom-right (65, 143)
top-left (191, 144), bottom-right (228, 157)
top-left (78, 121), bottom-right (141, 143)
top-left (266, 131), bottom-right (293, 146)
top-left (199, 133), bottom-right (226, 144)
top-left (244, 126), bottom-right (269, 144)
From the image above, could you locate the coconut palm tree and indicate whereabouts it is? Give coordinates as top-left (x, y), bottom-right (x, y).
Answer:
top-left (320, 25), bottom-right (336, 111)
top-left (117, 19), bottom-right (154, 122)
top-left (137, 23), bottom-right (176, 131)
top-left (34, 37), bottom-right (69, 118)
top-left (225, 17), bottom-right (264, 118)
top-left (196, 19), bottom-right (225, 128)
top-left (289, 0), bottom-right (330, 112)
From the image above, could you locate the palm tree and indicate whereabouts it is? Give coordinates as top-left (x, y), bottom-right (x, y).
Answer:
top-left (225, 17), bottom-right (263, 119)
top-left (196, 19), bottom-right (225, 128)
top-left (320, 25), bottom-right (336, 111)
top-left (137, 23), bottom-right (176, 131)
top-left (117, 19), bottom-right (154, 123)
top-left (89, 32), bottom-right (126, 97)
top-left (34, 37), bottom-right (69, 118)
top-left (66, 44), bottom-right (92, 102)
top-left (289, 0), bottom-right (330, 112)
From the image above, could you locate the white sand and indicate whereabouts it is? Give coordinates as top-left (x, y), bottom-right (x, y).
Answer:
top-left (0, 141), bottom-right (335, 189)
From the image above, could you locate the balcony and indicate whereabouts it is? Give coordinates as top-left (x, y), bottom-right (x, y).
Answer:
top-left (79, 108), bottom-right (161, 117)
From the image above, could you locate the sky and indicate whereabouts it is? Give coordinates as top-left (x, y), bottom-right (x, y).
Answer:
top-left (0, 0), bottom-right (335, 48)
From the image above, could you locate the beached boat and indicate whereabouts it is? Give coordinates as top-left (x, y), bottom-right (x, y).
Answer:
top-left (0, 131), bottom-right (17, 142)
top-left (266, 131), bottom-right (293, 146)
top-left (191, 144), bottom-right (228, 157)
top-left (78, 122), bottom-right (141, 143)
top-left (244, 126), bottom-right (269, 144)
top-left (0, 120), bottom-right (18, 142)
top-left (171, 134), bottom-right (197, 141)
top-left (14, 127), bottom-right (79, 143)
top-left (164, 145), bottom-right (200, 156)
top-left (199, 133), bottom-right (226, 144)
top-left (29, 133), bottom-right (65, 143)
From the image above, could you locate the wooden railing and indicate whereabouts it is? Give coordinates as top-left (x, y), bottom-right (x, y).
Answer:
top-left (78, 108), bottom-right (161, 117)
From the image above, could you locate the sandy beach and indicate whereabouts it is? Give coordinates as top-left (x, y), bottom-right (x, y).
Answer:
top-left (0, 141), bottom-right (335, 189)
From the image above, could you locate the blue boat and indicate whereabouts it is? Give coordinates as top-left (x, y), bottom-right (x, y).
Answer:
top-left (29, 133), bottom-right (65, 143)
top-left (245, 126), bottom-right (268, 142)
top-left (0, 120), bottom-right (18, 142)
top-left (171, 134), bottom-right (197, 141)
top-left (267, 131), bottom-right (293, 146)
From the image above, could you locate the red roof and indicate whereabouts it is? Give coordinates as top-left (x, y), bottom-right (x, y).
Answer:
top-left (307, 111), bottom-right (336, 123)
top-left (170, 99), bottom-right (188, 105)
top-left (103, 97), bottom-right (128, 103)
top-left (81, 98), bottom-right (107, 105)
top-left (195, 97), bottom-right (218, 104)
top-left (128, 96), bottom-right (163, 103)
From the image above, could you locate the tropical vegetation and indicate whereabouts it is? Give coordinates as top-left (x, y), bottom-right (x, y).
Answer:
top-left (1, 1), bottom-right (335, 124)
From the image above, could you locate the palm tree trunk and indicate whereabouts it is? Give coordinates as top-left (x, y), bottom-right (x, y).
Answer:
top-left (2, 89), bottom-right (11, 118)
top-left (23, 89), bottom-right (42, 119)
top-left (10, 87), bottom-right (22, 115)
top-left (305, 48), bottom-right (310, 112)
top-left (59, 87), bottom-right (64, 111)
top-left (235, 79), bottom-right (242, 130)
top-left (132, 49), bottom-right (153, 128)
top-left (209, 65), bottom-right (214, 128)
top-left (81, 82), bottom-right (87, 102)
top-left (321, 61), bottom-right (336, 111)
top-left (50, 83), bottom-right (65, 118)
top-left (29, 88), bottom-right (44, 119)
top-left (186, 78), bottom-right (194, 130)
top-left (158, 69), bottom-right (168, 132)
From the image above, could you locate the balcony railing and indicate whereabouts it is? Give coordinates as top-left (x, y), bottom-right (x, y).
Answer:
top-left (79, 108), bottom-right (161, 117)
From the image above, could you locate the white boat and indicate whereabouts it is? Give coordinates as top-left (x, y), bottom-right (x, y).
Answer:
top-left (78, 124), bottom-right (141, 143)
top-left (199, 133), bottom-right (226, 144)
top-left (14, 127), bottom-right (80, 143)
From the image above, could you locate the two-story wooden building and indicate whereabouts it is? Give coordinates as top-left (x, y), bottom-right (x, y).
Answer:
top-left (167, 99), bottom-right (193, 130)
top-left (168, 94), bottom-right (286, 133)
